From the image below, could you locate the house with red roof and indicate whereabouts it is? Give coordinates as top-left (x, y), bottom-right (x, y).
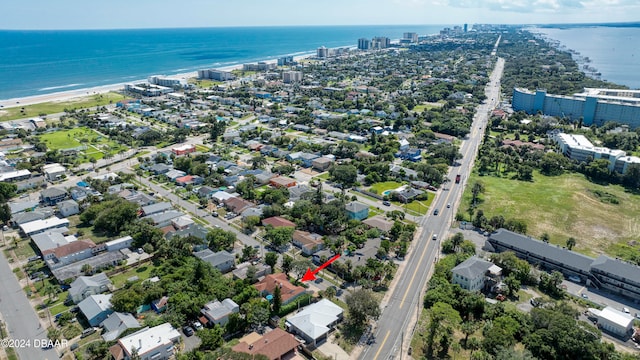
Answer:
top-left (254, 273), bottom-right (306, 305)
top-left (232, 328), bottom-right (299, 360)
top-left (262, 216), bottom-right (296, 228)
top-left (43, 239), bottom-right (97, 269)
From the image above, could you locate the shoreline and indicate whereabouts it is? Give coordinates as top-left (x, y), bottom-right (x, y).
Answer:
top-left (0, 51), bottom-right (317, 109)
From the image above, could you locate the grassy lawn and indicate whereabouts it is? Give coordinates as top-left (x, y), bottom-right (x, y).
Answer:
top-left (110, 263), bottom-right (157, 289)
top-left (369, 181), bottom-right (403, 195)
top-left (38, 127), bottom-right (125, 162)
top-left (188, 78), bottom-right (221, 88)
top-left (314, 172), bottom-right (330, 180)
top-left (195, 144), bottom-right (210, 152)
top-left (394, 197), bottom-right (434, 216)
top-left (413, 102), bottom-right (444, 113)
top-left (0, 92), bottom-right (127, 121)
top-left (13, 240), bottom-right (37, 260)
top-left (463, 170), bottom-right (640, 259)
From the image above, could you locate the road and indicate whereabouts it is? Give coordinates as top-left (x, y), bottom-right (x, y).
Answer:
top-left (0, 252), bottom-right (58, 359)
top-left (358, 57), bottom-right (505, 360)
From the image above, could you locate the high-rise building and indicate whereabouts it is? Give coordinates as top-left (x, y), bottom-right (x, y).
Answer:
top-left (357, 38), bottom-right (371, 50)
top-left (403, 32), bottom-right (418, 43)
top-left (371, 37), bottom-right (391, 49)
top-left (282, 71), bottom-right (303, 84)
top-left (464, 23), bottom-right (468, 33)
top-left (277, 56), bottom-right (295, 66)
top-left (317, 46), bottom-right (328, 58)
top-left (198, 69), bottom-right (236, 81)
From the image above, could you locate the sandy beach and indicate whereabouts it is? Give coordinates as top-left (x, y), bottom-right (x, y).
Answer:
top-left (0, 53), bottom-right (314, 110)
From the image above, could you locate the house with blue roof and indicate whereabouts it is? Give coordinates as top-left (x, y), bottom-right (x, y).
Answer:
top-left (345, 201), bottom-right (369, 221)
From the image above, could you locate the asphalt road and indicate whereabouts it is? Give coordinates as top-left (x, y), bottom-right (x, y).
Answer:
top-left (0, 253), bottom-right (58, 359)
top-left (359, 57), bottom-right (505, 360)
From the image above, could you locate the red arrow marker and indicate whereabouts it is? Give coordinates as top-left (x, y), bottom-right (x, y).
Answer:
top-left (301, 254), bottom-right (341, 282)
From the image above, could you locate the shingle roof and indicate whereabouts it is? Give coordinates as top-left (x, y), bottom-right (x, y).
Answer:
top-left (101, 312), bottom-right (141, 341)
top-left (194, 249), bottom-right (234, 269)
top-left (141, 202), bottom-right (172, 216)
top-left (201, 299), bottom-right (239, 322)
top-left (345, 201), bottom-right (368, 213)
top-left (254, 273), bottom-right (305, 303)
top-left (489, 228), bottom-right (594, 272)
top-left (591, 255), bottom-right (640, 286)
top-left (69, 273), bottom-right (111, 298)
top-left (232, 328), bottom-right (298, 360)
top-left (451, 256), bottom-right (494, 279)
top-left (43, 239), bottom-right (96, 259)
top-left (78, 294), bottom-right (112, 320)
top-left (262, 216), bottom-right (296, 228)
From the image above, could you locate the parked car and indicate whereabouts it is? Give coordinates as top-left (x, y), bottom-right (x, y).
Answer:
top-left (192, 321), bottom-right (203, 331)
top-left (183, 326), bottom-right (194, 337)
top-left (81, 328), bottom-right (96, 338)
top-left (382, 201), bottom-right (391, 206)
top-left (568, 275), bottom-right (581, 283)
top-left (212, 211), bottom-right (219, 217)
top-left (581, 293), bottom-right (589, 299)
top-left (623, 307), bottom-right (630, 314)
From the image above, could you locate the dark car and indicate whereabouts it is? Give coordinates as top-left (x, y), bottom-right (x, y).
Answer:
top-left (433, 209), bottom-right (439, 216)
top-left (382, 201), bottom-right (391, 206)
top-left (314, 277), bottom-right (324, 284)
top-left (183, 326), bottom-right (194, 337)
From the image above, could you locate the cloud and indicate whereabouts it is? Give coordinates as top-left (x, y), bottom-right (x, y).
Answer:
top-left (429, 0), bottom-right (640, 12)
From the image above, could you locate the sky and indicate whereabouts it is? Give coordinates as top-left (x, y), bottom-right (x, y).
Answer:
top-left (2, 0), bottom-right (639, 30)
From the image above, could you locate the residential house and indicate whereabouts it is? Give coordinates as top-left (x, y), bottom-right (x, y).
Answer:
top-left (51, 251), bottom-right (125, 283)
top-left (270, 176), bottom-right (297, 188)
top-left (194, 249), bottom-right (235, 273)
top-left (171, 144), bottom-right (196, 156)
top-left (42, 163), bottom-right (66, 181)
top-left (298, 153), bottom-right (319, 167)
top-left (200, 299), bottom-right (240, 326)
top-left (241, 206), bottom-right (264, 220)
top-left (287, 185), bottom-right (312, 201)
top-left (111, 323), bottom-right (181, 360)
top-left (31, 231), bottom-right (76, 252)
top-left (345, 201), bottom-right (369, 220)
top-left (40, 187), bottom-right (67, 205)
top-left (223, 197), bottom-right (254, 214)
top-left (389, 164), bottom-right (418, 179)
top-left (196, 186), bottom-right (216, 198)
top-left (254, 273), bottom-right (306, 305)
top-left (175, 175), bottom-right (203, 186)
top-left (152, 296), bottom-right (169, 313)
top-left (57, 199), bottom-right (79, 217)
top-left (451, 256), bottom-right (501, 292)
top-left (164, 169), bottom-right (186, 181)
top-left (101, 312), bottom-right (141, 342)
top-left (141, 202), bottom-right (173, 217)
top-left (232, 328), bottom-right (299, 360)
top-left (43, 239), bottom-right (97, 269)
top-left (232, 262), bottom-right (271, 281)
top-left (8, 200), bottom-right (38, 215)
top-left (262, 216), bottom-right (296, 228)
top-left (20, 217), bottom-right (69, 236)
top-left (11, 210), bottom-right (49, 226)
top-left (292, 230), bottom-right (324, 255)
top-left (285, 299), bottom-right (343, 347)
top-left (394, 187), bottom-right (424, 203)
top-left (143, 210), bottom-right (185, 228)
top-left (68, 273), bottom-right (113, 304)
top-left (312, 157), bottom-right (334, 171)
top-left (105, 236), bottom-right (133, 252)
top-left (78, 294), bottom-right (113, 327)
top-left (211, 191), bottom-right (235, 204)
top-left (171, 216), bottom-right (194, 230)
top-left (148, 163), bottom-right (172, 175)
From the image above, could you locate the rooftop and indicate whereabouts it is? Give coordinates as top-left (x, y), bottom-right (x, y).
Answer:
top-left (118, 323), bottom-right (181, 357)
top-left (232, 328), bottom-right (299, 360)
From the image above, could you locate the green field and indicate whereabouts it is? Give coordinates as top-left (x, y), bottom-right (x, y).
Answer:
top-left (38, 127), bottom-right (126, 162)
top-left (393, 195), bottom-right (434, 216)
top-left (0, 92), bottom-right (128, 121)
top-left (462, 170), bottom-right (640, 259)
top-left (370, 181), bottom-right (403, 195)
top-left (188, 78), bottom-right (221, 89)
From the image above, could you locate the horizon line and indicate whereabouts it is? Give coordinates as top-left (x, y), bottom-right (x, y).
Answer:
top-left (2, 20), bottom-right (639, 31)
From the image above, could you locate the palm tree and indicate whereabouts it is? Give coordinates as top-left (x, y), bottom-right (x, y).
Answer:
top-left (566, 237), bottom-right (576, 250)
top-left (541, 233), bottom-right (550, 243)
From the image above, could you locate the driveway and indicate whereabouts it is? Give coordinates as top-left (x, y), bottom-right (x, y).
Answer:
top-left (0, 249), bottom-right (59, 359)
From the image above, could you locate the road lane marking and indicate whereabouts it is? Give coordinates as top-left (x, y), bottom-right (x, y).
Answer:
top-left (399, 231), bottom-right (433, 309)
top-left (373, 330), bottom-right (391, 360)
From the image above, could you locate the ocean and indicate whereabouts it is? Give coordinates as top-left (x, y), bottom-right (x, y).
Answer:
top-left (530, 25), bottom-right (640, 90)
top-left (0, 25), bottom-right (447, 100)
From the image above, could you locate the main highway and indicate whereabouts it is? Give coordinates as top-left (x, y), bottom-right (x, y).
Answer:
top-left (358, 56), bottom-right (505, 360)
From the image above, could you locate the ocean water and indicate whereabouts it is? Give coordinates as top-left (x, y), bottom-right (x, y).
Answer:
top-left (0, 25), bottom-right (447, 100)
top-left (531, 26), bottom-right (640, 90)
